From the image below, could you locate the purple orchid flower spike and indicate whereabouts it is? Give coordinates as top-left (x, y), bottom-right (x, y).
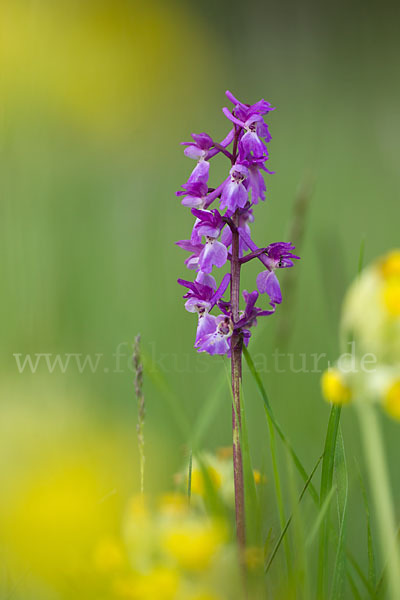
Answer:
top-left (176, 91), bottom-right (300, 551)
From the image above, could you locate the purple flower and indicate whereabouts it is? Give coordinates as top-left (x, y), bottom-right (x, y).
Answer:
top-left (191, 208), bottom-right (225, 238)
top-left (264, 242), bottom-right (300, 269)
top-left (196, 315), bottom-right (233, 355)
top-left (176, 239), bottom-right (203, 270)
top-left (178, 274), bottom-right (231, 350)
top-left (256, 270), bottom-right (283, 305)
top-left (178, 278), bottom-right (215, 313)
top-left (178, 273), bottom-right (230, 311)
top-left (236, 290), bottom-right (275, 328)
top-left (176, 181), bottom-right (209, 208)
top-left (176, 237), bottom-right (228, 273)
top-left (220, 164), bottom-right (249, 213)
top-left (239, 115), bottom-right (270, 159)
top-left (181, 133), bottom-right (214, 184)
top-left (222, 91), bottom-right (274, 161)
top-left (198, 237), bottom-right (228, 273)
top-left (256, 243), bottom-right (300, 306)
top-left (225, 90), bottom-right (274, 122)
top-left (176, 91), bottom-right (299, 357)
top-left (182, 133), bottom-right (214, 159)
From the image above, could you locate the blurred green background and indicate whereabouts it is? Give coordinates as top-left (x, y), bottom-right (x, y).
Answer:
top-left (1, 0), bottom-right (400, 596)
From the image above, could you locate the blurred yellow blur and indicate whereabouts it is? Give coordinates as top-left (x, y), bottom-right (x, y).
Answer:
top-left (0, 0), bottom-right (214, 138)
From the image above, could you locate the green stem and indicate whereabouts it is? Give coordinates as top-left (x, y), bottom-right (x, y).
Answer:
top-left (356, 401), bottom-right (400, 600)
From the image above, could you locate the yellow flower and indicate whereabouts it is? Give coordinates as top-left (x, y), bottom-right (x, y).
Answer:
top-left (380, 250), bottom-right (400, 279)
top-left (383, 380), bottom-right (400, 421)
top-left (162, 520), bottom-right (224, 571)
top-left (321, 369), bottom-right (352, 405)
top-left (190, 466), bottom-right (222, 497)
top-left (382, 279), bottom-right (400, 317)
top-left (158, 493), bottom-right (188, 517)
top-left (92, 537), bottom-right (125, 572)
top-left (113, 567), bottom-right (179, 600)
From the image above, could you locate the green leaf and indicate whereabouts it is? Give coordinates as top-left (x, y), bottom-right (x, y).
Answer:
top-left (306, 484), bottom-right (337, 548)
top-left (356, 461), bottom-right (377, 590)
top-left (317, 404), bottom-right (342, 599)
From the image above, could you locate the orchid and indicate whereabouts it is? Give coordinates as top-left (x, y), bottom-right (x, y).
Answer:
top-left (175, 91), bottom-right (300, 550)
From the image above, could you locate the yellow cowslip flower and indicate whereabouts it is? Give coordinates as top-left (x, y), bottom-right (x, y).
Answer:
top-left (382, 278), bottom-right (400, 317)
top-left (190, 466), bottom-right (222, 497)
top-left (383, 380), bottom-right (400, 421)
top-left (158, 493), bottom-right (188, 516)
top-left (321, 369), bottom-right (352, 405)
top-left (161, 520), bottom-right (225, 571)
top-left (113, 567), bottom-right (179, 600)
top-left (380, 250), bottom-right (400, 279)
top-left (92, 537), bottom-right (125, 572)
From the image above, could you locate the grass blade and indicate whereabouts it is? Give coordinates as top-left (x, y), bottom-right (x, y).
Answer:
top-left (306, 485), bottom-right (337, 548)
top-left (265, 454), bottom-right (323, 573)
top-left (330, 427), bottom-right (348, 599)
top-left (317, 404), bottom-right (342, 599)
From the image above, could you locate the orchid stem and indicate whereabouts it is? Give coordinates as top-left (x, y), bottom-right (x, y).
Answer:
top-left (231, 212), bottom-right (246, 552)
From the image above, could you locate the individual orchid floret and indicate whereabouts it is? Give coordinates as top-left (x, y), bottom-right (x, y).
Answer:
top-left (182, 132), bottom-right (214, 160)
top-left (235, 290), bottom-right (275, 330)
top-left (178, 278), bottom-right (215, 313)
top-left (256, 242), bottom-right (300, 306)
top-left (176, 237), bottom-right (228, 274)
top-left (199, 237), bottom-right (228, 273)
top-left (179, 274), bottom-right (231, 347)
top-left (175, 239), bottom-right (203, 270)
top-left (181, 133), bottom-right (214, 184)
top-left (176, 181), bottom-right (209, 208)
top-left (196, 315), bottom-right (233, 355)
top-left (220, 164), bottom-right (249, 214)
top-left (225, 90), bottom-right (274, 121)
top-left (191, 208), bottom-right (225, 239)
